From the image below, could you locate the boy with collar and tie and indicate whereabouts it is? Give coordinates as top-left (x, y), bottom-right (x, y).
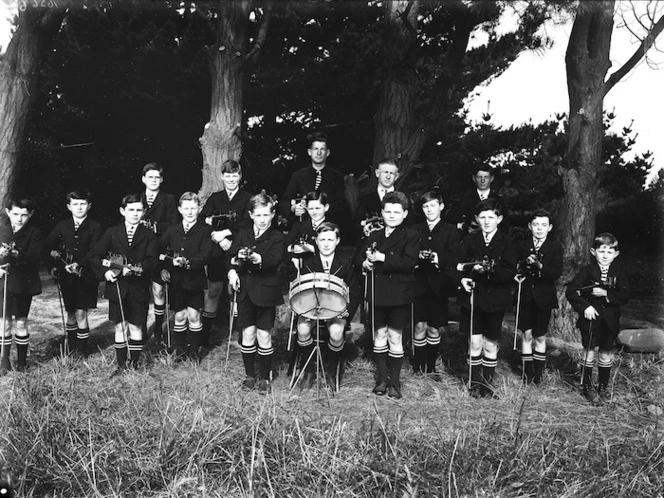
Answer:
top-left (454, 165), bottom-right (508, 236)
top-left (566, 233), bottom-right (630, 405)
top-left (158, 192), bottom-right (212, 361)
top-left (89, 193), bottom-right (158, 375)
top-left (140, 163), bottom-right (178, 344)
top-left (200, 160), bottom-right (252, 347)
top-left (515, 209), bottom-right (563, 384)
top-left (45, 190), bottom-right (102, 357)
top-left (356, 191), bottom-right (420, 399)
top-left (285, 191), bottom-right (330, 272)
top-left (0, 199), bottom-right (43, 374)
top-left (412, 190), bottom-right (459, 376)
top-left (355, 158), bottom-right (401, 237)
top-left (294, 222), bottom-right (359, 390)
top-left (227, 192), bottom-right (285, 394)
top-left (457, 198), bottom-right (517, 398)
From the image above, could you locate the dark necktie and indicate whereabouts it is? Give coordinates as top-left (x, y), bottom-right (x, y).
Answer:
top-left (127, 226), bottom-right (135, 245)
top-left (314, 170), bottom-right (322, 191)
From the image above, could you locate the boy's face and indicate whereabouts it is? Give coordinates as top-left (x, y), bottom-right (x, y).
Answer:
top-left (375, 163), bottom-right (399, 189)
top-left (316, 230), bottom-right (340, 257)
top-left (142, 170), bottom-right (163, 192)
top-left (223, 172), bottom-right (241, 191)
top-left (475, 209), bottom-right (502, 234)
top-left (422, 199), bottom-right (443, 223)
top-left (5, 207), bottom-right (32, 230)
top-left (591, 244), bottom-right (620, 267)
top-left (249, 204), bottom-right (274, 232)
top-left (178, 200), bottom-right (200, 224)
top-left (473, 170), bottom-right (493, 191)
top-left (306, 199), bottom-right (329, 223)
top-left (382, 202), bottom-right (407, 228)
top-left (120, 201), bottom-right (144, 225)
top-left (67, 199), bottom-right (91, 220)
top-left (308, 140), bottom-right (330, 167)
top-left (528, 216), bottom-right (552, 240)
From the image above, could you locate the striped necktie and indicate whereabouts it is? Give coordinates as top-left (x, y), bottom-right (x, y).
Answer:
top-left (600, 265), bottom-right (609, 284)
top-left (314, 170), bottom-right (322, 191)
top-left (484, 233), bottom-right (490, 246)
top-left (146, 193), bottom-right (155, 208)
top-left (127, 226), bottom-right (135, 245)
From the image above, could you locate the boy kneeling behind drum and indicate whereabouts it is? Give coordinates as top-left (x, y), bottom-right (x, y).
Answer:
top-left (295, 222), bottom-right (358, 391)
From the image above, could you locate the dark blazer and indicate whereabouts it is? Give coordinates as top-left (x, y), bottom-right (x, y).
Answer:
top-left (413, 220), bottom-right (460, 297)
top-left (452, 189), bottom-right (508, 235)
top-left (226, 226), bottom-right (285, 307)
top-left (200, 189), bottom-right (252, 233)
top-left (285, 219), bottom-right (320, 254)
top-left (0, 222), bottom-right (43, 296)
top-left (88, 223), bottom-right (157, 303)
top-left (565, 260), bottom-right (630, 337)
top-left (456, 230), bottom-right (517, 313)
top-left (298, 252), bottom-right (361, 305)
top-left (159, 222), bottom-right (212, 292)
top-left (280, 166), bottom-right (347, 222)
top-left (142, 191), bottom-right (178, 235)
top-left (355, 190), bottom-right (382, 224)
top-left (354, 225), bottom-right (419, 307)
top-left (516, 237), bottom-right (563, 310)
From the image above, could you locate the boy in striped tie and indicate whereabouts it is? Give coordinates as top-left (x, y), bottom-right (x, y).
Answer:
top-left (566, 233), bottom-right (630, 405)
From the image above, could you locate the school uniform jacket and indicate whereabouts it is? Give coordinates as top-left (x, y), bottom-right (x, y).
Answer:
top-left (565, 260), bottom-right (630, 337)
top-left (456, 230), bottom-right (517, 313)
top-left (413, 220), bottom-right (460, 298)
top-left (354, 226), bottom-right (420, 307)
top-left (200, 189), bottom-right (252, 233)
top-left (226, 226), bottom-right (285, 307)
top-left (45, 217), bottom-right (102, 286)
top-left (159, 222), bottom-right (212, 292)
top-left (298, 252), bottom-right (361, 305)
top-left (452, 189), bottom-right (508, 234)
top-left (0, 222), bottom-right (43, 296)
top-left (142, 191), bottom-right (178, 235)
top-left (88, 223), bottom-right (157, 303)
top-left (285, 219), bottom-right (319, 254)
top-left (516, 237), bottom-right (563, 310)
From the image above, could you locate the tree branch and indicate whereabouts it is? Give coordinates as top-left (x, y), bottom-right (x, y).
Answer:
top-left (243, 1), bottom-right (272, 67)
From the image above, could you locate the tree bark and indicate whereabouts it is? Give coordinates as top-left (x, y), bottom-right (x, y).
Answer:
top-left (0, 8), bottom-right (65, 208)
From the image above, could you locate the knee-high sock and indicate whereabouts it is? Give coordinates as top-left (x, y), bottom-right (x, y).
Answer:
top-left (533, 350), bottom-right (546, 383)
top-left (412, 337), bottom-right (426, 373)
top-left (482, 354), bottom-right (497, 384)
top-left (522, 353), bottom-right (534, 383)
top-left (257, 345), bottom-right (273, 381)
top-left (66, 323), bottom-right (78, 352)
top-left (581, 358), bottom-right (594, 387)
top-left (128, 339), bottom-right (142, 368)
top-left (468, 353), bottom-right (482, 386)
top-left (374, 346), bottom-right (388, 384)
top-left (201, 311), bottom-right (216, 346)
top-left (598, 357), bottom-right (612, 389)
top-left (0, 336), bottom-right (11, 370)
top-left (426, 335), bottom-right (440, 373)
top-left (115, 341), bottom-right (128, 369)
top-left (153, 303), bottom-right (165, 340)
top-left (77, 327), bottom-right (90, 355)
top-left (173, 323), bottom-right (187, 355)
top-left (388, 353), bottom-right (404, 387)
top-left (241, 342), bottom-right (257, 378)
top-left (297, 336), bottom-right (314, 372)
top-left (326, 340), bottom-right (343, 379)
top-left (15, 334), bottom-right (29, 370)
top-left (187, 323), bottom-right (203, 359)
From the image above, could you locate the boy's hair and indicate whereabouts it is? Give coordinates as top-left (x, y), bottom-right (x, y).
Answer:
top-left (304, 190), bottom-right (329, 205)
top-left (376, 157), bottom-right (399, 171)
top-left (316, 221), bottom-right (340, 238)
top-left (382, 191), bottom-right (409, 210)
top-left (474, 164), bottom-right (494, 176)
top-left (249, 191), bottom-right (275, 213)
top-left (121, 193), bottom-right (144, 208)
top-left (66, 190), bottom-right (92, 203)
top-left (221, 160), bottom-right (242, 175)
top-left (142, 162), bottom-right (163, 176)
top-left (593, 232), bottom-right (619, 251)
top-left (179, 192), bottom-right (200, 206)
top-left (6, 198), bottom-right (35, 212)
top-left (420, 189), bottom-right (443, 205)
top-left (529, 208), bottom-right (552, 223)
top-left (474, 198), bottom-right (503, 217)
top-left (307, 130), bottom-right (329, 148)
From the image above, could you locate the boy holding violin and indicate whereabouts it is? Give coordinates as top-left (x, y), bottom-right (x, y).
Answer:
top-left (456, 199), bottom-right (516, 399)
top-left (45, 190), bottom-right (102, 357)
top-left (89, 193), bottom-right (157, 374)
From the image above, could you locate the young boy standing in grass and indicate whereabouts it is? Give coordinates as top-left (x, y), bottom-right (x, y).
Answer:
top-left (158, 192), bottom-right (212, 360)
top-left (356, 191), bottom-right (419, 399)
top-left (0, 199), bottom-right (43, 374)
top-left (457, 199), bottom-right (517, 398)
top-left (566, 233), bottom-right (630, 404)
top-left (515, 209), bottom-right (562, 384)
top-left (89, 194), bottom-right (157, 375)
top-left (46, 191), bottom-right (102, 358)
top-left (227, 192), bottom-right (285, 394)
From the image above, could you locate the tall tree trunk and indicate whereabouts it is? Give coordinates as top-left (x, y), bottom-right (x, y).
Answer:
top-left (0, 8), bottom-right (65, 208)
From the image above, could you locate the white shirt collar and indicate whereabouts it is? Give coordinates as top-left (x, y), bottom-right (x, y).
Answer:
top-left (378, 186), bottom-right (395, 200)
top-left (483, 229), bottom-right (497, 244)
top-left (477, 188), bottom-right (490, 200)
top-left (226, 188), bottom-right (238, 200)
top-left (125, 222), bottom-right (138, 232)
top-left (427, 219), bottom-right (440, 231)
top-left (385, 226), bottom-right (395, 237)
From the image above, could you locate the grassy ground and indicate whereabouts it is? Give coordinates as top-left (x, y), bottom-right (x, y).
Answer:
top-left (0, 273), bottom-right (663, 497)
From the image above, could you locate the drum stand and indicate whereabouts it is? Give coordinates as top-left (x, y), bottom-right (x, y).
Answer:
top-left (290, 318), bottom-right (330, 397)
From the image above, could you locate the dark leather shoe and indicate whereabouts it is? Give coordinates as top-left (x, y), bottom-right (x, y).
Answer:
top-left (387, 384), bottom-right (402, 399)
top-left (372, 382), bottom-right (387, 396)
top-left (242, 376), bottom-right (256, 391)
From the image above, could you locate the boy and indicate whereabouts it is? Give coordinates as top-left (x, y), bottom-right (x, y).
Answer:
top-left (159, 192), bottom-right (212, 360)
top-left (355, 191), bottom-right (419, 399)
top-left (294, 222), bottom-right (359, 391)
top-left (412, 190), bottom-right (459, 376)
top-left (140, 163), bottom-right (178, 344)
top-left (89, 193), bottom-right (157, 374)
top-left (566, 233), bottom-right (630, 404)
top-left (285, 191), bottom-right (330, 272)
top-left (45, 191), bottom-right (102, 357)
top-left (356, 158), bottom-right (401, 237)
top-left (454, 165), bottom-right (508, 236)
top-left (515, 209), bottom-right (562, 384)
top-left (200, 160), bottom-right (252, 347)
top-left (457, 199), bottom-right (516, 398)
top-left (227, 192), bottom-right (285, 394)
top-left (0, 199), bottom-right (43, 373)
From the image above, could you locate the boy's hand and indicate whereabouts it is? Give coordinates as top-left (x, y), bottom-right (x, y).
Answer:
top-left (591, 287), bottom-right (608, 298)
top-left (461, 277), bottom-right (474, 293)
top-left (173, 256), bottom-right (187, 267)
top-left (0, 246), bottom-right (9, 259)
top-left (211, 229), bottom-right (232, 242)
top-left (584, 306), bottom-right (599, 320)
top-left (65, 262), bottom-right (80, 274)
top-left (228, 270), bottom-right (240, 291)
top-left (160, 269), bottom-right (171, 282)
top-left (362, 259), bottom-right (374, 272)
top-left (104, 270), bottom-right (117, 282)
top-left (249, 251), bottom-right (262, 266)
top-left (526, 254), bottom-right (542, 269)
top-left (0, 267), bottom-right (7, 279)
top-left (367, 249), bottom-right (385, 263)
top-left (291, 200), bottom-right (306, 217)
top-left (430, 251), bottom-right (439, 266)
top-left (218, 238), bottom-right (232, 251)
top-left (122, 267), bottom-right (132, 277)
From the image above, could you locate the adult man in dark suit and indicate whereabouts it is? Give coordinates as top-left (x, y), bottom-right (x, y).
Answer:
top-left (454, 164), bottom-right (508, 236)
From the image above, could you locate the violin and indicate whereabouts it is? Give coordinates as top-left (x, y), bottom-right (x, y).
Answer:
top-left (574, 277), bottom-right (617, 297)
top-left (139, 219), bottom-right (158, 233)
top-left (361, 215), bottom-right (385, 236)
top-left (102, 253), bottom-right (143, 277)
top-left (517, 249), bottom-right (543, 279)
top-left (0, 241), bottom-right (18, 259)
top-left (159, 249), bottom-right (191, 270)
top-left (207, 210), bottom-right (238, 230)
top-left (457, 256), bottom-right (496, 275)
top-left (419, 249), bottom-right (436, 262)
top-left (50, 248), bottom-right (82, 277)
